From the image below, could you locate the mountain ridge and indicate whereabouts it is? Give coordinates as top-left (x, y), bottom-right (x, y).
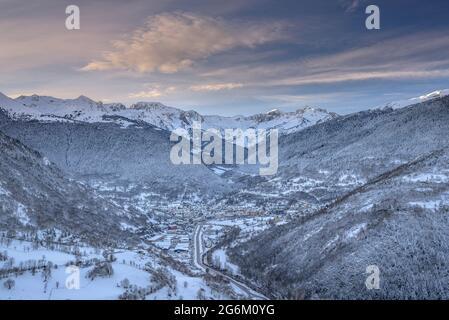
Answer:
top-left (228, 95), bottom-right (449, 299)
top-left (2, 89), bottom-right (448, 135)
top-left (0, 92), bottom-right (337, 134)
top-left (0, 129), bottom-right (136, 246)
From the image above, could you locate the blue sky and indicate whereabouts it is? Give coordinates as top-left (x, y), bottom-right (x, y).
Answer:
top-left (1, 0), bottom-right (449, 115)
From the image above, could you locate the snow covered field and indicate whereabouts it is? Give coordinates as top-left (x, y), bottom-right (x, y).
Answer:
top-left (0, 236), bottom-right (236, 300)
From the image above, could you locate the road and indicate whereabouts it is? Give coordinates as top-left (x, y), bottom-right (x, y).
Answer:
top-left (193, 224), bottom-right (268, 300)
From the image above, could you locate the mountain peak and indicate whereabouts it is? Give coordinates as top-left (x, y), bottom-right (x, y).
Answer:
top-left (131, 101), bottom-right (165, 108)
top-left (378, 89), bottom-right (449, 110)
top-left (0, 92), bottom-right (21, 108)
top-left (0, 91), bottom-right (338, 134)
top-left (266, 108), bottom-right (282, 116)
top-left (419, 90), bottom-right (449, 100)
top-left (0, 92), bottom-right (10, 100)
top-left (130, 101), bottom-right (178, 113)
top-left (297, 105), bottom-right (314, 112)
top-left (76, 95), bottom-right (94, 101)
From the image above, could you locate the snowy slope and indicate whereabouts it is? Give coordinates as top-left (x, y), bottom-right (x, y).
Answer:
top-left (0, 130), bottom-right (135, 245)
top-left (201, 107), bottom-right (337, 134)
top-left (0, 92), bottom-right (21, 110)
top-left (230, 95), bottom-right (449, 299)
top-left (0, 238), bottom-right (239, 300)
top-left (377, 89), bottom-right (449, 110)
top-left (0, 93), bottom-right (337, 134)
top-left (5, 94), bottom-right (125, 124)
top-left (3, 89), bottom-right (447, 136)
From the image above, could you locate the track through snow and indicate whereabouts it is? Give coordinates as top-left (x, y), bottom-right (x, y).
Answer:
top-left (193, 224), bottom-right (268, 300)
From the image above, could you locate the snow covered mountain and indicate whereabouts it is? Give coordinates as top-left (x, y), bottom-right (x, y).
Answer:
top-left (0, 127), bottom-right (135, 246)
top-left (2, 90), bottom-right (449, 300)
top-left (0, 92), bottom-right (337, 134)
top-left (2, 89), bottom-right (448, 135)
top-left (201, 107), bottom-right (338, 135)
top-left (229, 94), bottom-right (449, 299)
top-left (376, 89), bottom-right (449, 110)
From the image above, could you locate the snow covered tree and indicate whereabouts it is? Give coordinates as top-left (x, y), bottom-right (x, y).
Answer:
top-left (3, 278), bottom-right (15, 290)
top-left (196, 288), bottom-right (206, 300)
top-left (120, 278), bottom-right (130, 289)
top-left (0, 251), bottom-right (7, 261)
top-left (88, 261), bottom-right (114, 280)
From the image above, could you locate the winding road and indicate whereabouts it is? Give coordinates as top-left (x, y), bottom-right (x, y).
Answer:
top-left (193, 224), bottom-right (268, 300)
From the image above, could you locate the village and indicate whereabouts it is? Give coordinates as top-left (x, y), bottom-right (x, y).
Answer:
top-left (143, 197), bottom-right (291, 271)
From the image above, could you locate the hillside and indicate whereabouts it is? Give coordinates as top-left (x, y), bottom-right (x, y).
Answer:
top-left (228, 96), bottom-right (449, 299)
top-left (0, 128), bottom-right (134, 246)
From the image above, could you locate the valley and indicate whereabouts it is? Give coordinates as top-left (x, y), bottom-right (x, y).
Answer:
top-left (1, 90), bottom-right (449, 299)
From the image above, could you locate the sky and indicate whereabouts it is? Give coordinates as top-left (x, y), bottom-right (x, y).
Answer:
top-left (1, 0), bottom-right (449, 115)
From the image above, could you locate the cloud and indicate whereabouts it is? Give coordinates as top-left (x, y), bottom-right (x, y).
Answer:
top-left (128, 86), bottom-right (176, 99)
top-left (269, 31), bottom-right (449, 85)
top-left (265, 69), bottom-right (449, 87)
top-left (339, 0), bottom-right (366, 13)
top-left (83, 12), bottom-right (286, 74)
top-left (261, 92), bottom-right (352, 103)
top-left (197, 30), bottom-right (449, 88)
top-left (190, 83), bottom-right (244, 91)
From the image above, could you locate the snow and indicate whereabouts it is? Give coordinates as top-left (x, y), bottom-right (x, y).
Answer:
top-left (337, 174), bottom-right (366, 186)
top-left (174, 242), bottom-right (189, 252)
top-left (344, 223), bottom-right (367, 240)
top-left (0, 185), bottom-right (10, 196)
top-left (0, 239), bottom-right (234, 300)
top-left (14, 204), bottom-right (31, 226)
top-left (208, 217), bottom-right (273, 229)
top-left (210, 166), bottom-right (230, 175)
top-left (148, 269), bottom-right (218, 300)
top-left (0, 262), bottom-right (151, 300)
top-left (42, 157), bottom-right (51, 166)
top-left (120, 222), bottom-right (137, 232)
top-left (154, 239), bottom-right (172, 250)
top-left (359, 204), bottom-right (374, 213)
top-left (302, 226), bottom-right (323, 242)
top-left (212, 249), bottom-right (240, 275)
top-left (322, 235), bottom-right (340, 252)
top-left (419, 90), bottom-right (449, 100)
top-left (409, 200), bottom-right (443, 210)
top-left (3, 89), bottom-right (447, 133)
top-left (0, 93), bottom-right (336, 134)
top-left (402, 173), bottom-right (449, 183)
top-left (0, 241), bottom-right (73, 266)
top-left (377, 89), bottom-right (449, 110)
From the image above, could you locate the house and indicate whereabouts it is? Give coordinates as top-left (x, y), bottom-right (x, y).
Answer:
top-left (173, 242), bottom-right (189, 253)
